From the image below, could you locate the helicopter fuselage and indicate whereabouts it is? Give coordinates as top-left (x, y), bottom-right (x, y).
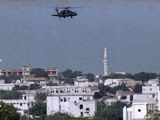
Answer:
top-left (52, 9), bottom-right (77, 18)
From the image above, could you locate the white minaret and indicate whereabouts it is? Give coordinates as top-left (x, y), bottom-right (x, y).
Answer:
top-left (103, 48), bottom-right (109, 76)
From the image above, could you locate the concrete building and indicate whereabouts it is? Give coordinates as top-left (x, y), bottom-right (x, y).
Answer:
top-left (0, 83), bottom-right (15, 91)
top-left (116, 90), bottom-right (133, 104)
top-left (44, 68), bottom-right (59, 78)
top-left (46, 85), bottom-right (96, 117)
top-left (47, 92), bottom-right (96, 117)
top-left (0, 94), bottom-right (35, 114)
top-left (104, 78), bottom-right (122, 87)
top-left (74, 76), bottom-right (89, 87)
top-left (43, 85), bottom-right (92, 95)
top-left (0, 65), bottom-right (31, 77)
top-left (0, 65), bottom-right (59, 78)
top-left (123, 84), bottom-right (160, 120)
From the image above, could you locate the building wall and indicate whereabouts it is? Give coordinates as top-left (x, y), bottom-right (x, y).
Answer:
top-left (132, 103), bottom-right (147, 120)
top-left (142, 86), bottom-right (160, 94)
top-left (104, 79), bottom-right (122, 87)
top-left (47, 95), bottom-right (96, 117)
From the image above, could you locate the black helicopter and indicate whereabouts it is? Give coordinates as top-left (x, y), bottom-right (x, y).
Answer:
top-left (52, 7), bottom-right (78, 19)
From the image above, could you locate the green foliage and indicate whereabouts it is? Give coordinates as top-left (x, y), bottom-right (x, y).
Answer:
top-left (31, 68), bottom-right (48, 78)
top-left (133, 72), bottom-right (157, 81)
top-left (46, 113), bottom-right (91, 120)
top-left (30, 83), bottom-right (41, 90)
top-left (46, 81), bottom-right (58, 86)
top-left (35, 92), bottom-right (47, 102)
top-left (134, 84), bottom-right (142, 93)
top-left (62, 69), bottom-right (83, 84)
top-left (94, 84), bottom-right (129, 99)
top-left (109, 73), bottom-right (134, 79)
top-left (62, 69), bottom-right (96, 84)
top-left (0, 90), bottom-right (22, 99)
top-left (85, 73), bottom-right (95, 82)
top-left (107, 72), bottom-right (158, 81)
top-left (93, 101), bottom-right (125, 120)
top-left (29, 101), bottom-right (46, 116)
top-left (13, 85), bottom-right (28, 90)
top-left (0, 75), bottom-right (21, 83)
top-left (0, 102), bottom-right (20, 120)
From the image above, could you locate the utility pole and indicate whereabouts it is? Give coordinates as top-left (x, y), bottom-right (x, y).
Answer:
top-left (27, 84), bottom-right (30, 120)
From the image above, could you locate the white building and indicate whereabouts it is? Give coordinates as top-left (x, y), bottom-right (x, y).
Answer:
top-left (0, 94), bottom-right (35, 114)
top-left (0, 82), bottom-right (29, 91)
top-left (123, 94), bottom-right (155, 120)
top-left (123, 84), bottom-right (160, 120)
top-left (46, 85), bottom-right (96, 117)
top-left (43, 85), bottom-right (92, 94)
top-left (0, 83), bottom-right (15, 91)
top-left (74, 76), bottom-right (89, 87)
top-left (147, 79), bottom-right (159, 86)
top-left (104, 78), bottom-right (122, 87)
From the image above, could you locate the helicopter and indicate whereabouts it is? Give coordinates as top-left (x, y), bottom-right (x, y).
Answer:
top-left (52, 7), bottom-right (78, 19)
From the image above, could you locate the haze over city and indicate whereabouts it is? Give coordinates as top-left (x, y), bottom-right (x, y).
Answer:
top-left (0, 0), bottom-right (160, 74)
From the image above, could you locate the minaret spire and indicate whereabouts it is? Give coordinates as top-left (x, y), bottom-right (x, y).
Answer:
top-left (103, 48), bottom-right (109, 76)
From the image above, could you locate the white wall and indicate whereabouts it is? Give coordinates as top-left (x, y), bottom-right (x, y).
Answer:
top-left (47, 95), bottom-right (96, 117)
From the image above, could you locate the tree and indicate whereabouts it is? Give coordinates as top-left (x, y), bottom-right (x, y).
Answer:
top-left (46, 113), bottom-right (91, 120)
top-left (13, 85), bottom-right (28, 90)
top-left (94, 83), bottom-right (129, 99)
top-left (0, 102), bottom-right (20, 120)
top-left (29, 101), bottom-right (46, 116)
top-left (31, 68), bottom-right (48, 78)
top-left (133, 72), bottom-right (157, 81)
top-left (0, 90), bottom-right (22, 99)
top-left (93, 101), bottom-right (125, 120)
top-left (134, 84), bottom-right (142, 93)
top-left (35, 92), bottom-right (47, 102)
top-left (30, 83), bottom-right (41, 90)
top-left (85, 73), bottom-right (95, 82)
top-left (0, 75), bottom-right (21, 83)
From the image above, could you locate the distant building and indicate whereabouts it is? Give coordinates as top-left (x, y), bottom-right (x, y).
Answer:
top-left (0, 94), bottom-right (35, 115)
top-left (0, 65), bottom-right (59, 78)
top-left (104, 78), bottom-right (122, 87)
top-left (47, 90), bottom-right (96, 117)
top-left (123, 84), bottom-right (160, 120)
top-left (45, 84), bottom-right (96, 117)
top-left (22, 76), bottom-right (48, 85)
top-left (123, 94), bottom-right (155, 120)
top-left (74, 76), bottom-right (89, 87)
top-left (44, 68), bottom-right (59, 78)
top-left (0, 65), bottom-right (31, 77)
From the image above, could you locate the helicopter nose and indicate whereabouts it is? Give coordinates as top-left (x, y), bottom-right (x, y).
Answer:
top-left (74, 13), bottom-right (78, 16)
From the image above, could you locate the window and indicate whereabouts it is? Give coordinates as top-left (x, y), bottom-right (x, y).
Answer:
top-left (86, 108), bottom-right (90, 111)
top-left (79, 97), bottom-right (82, 100)
top-left (20, 103), bottom-right (22, 106)
top-left (80, 104), bottom-right (83, 109)
top-left (138, 109), bottom-right (141, 112)
top-left (81, 112), bottom-right (83, 117)
top-left (64, 97), bottom-right (66, 102)
top-left (24, 96), bottom-right (27, 100)
top-left (86, 108), bottom-right (90, 113)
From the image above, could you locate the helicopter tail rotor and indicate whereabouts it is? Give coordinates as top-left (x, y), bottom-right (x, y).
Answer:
top-left (55, 8), bottom-right (59, 13)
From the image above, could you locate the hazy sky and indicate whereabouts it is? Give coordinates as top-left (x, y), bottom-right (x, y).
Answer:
top-left (0, 0), bottom-right (160, 74)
